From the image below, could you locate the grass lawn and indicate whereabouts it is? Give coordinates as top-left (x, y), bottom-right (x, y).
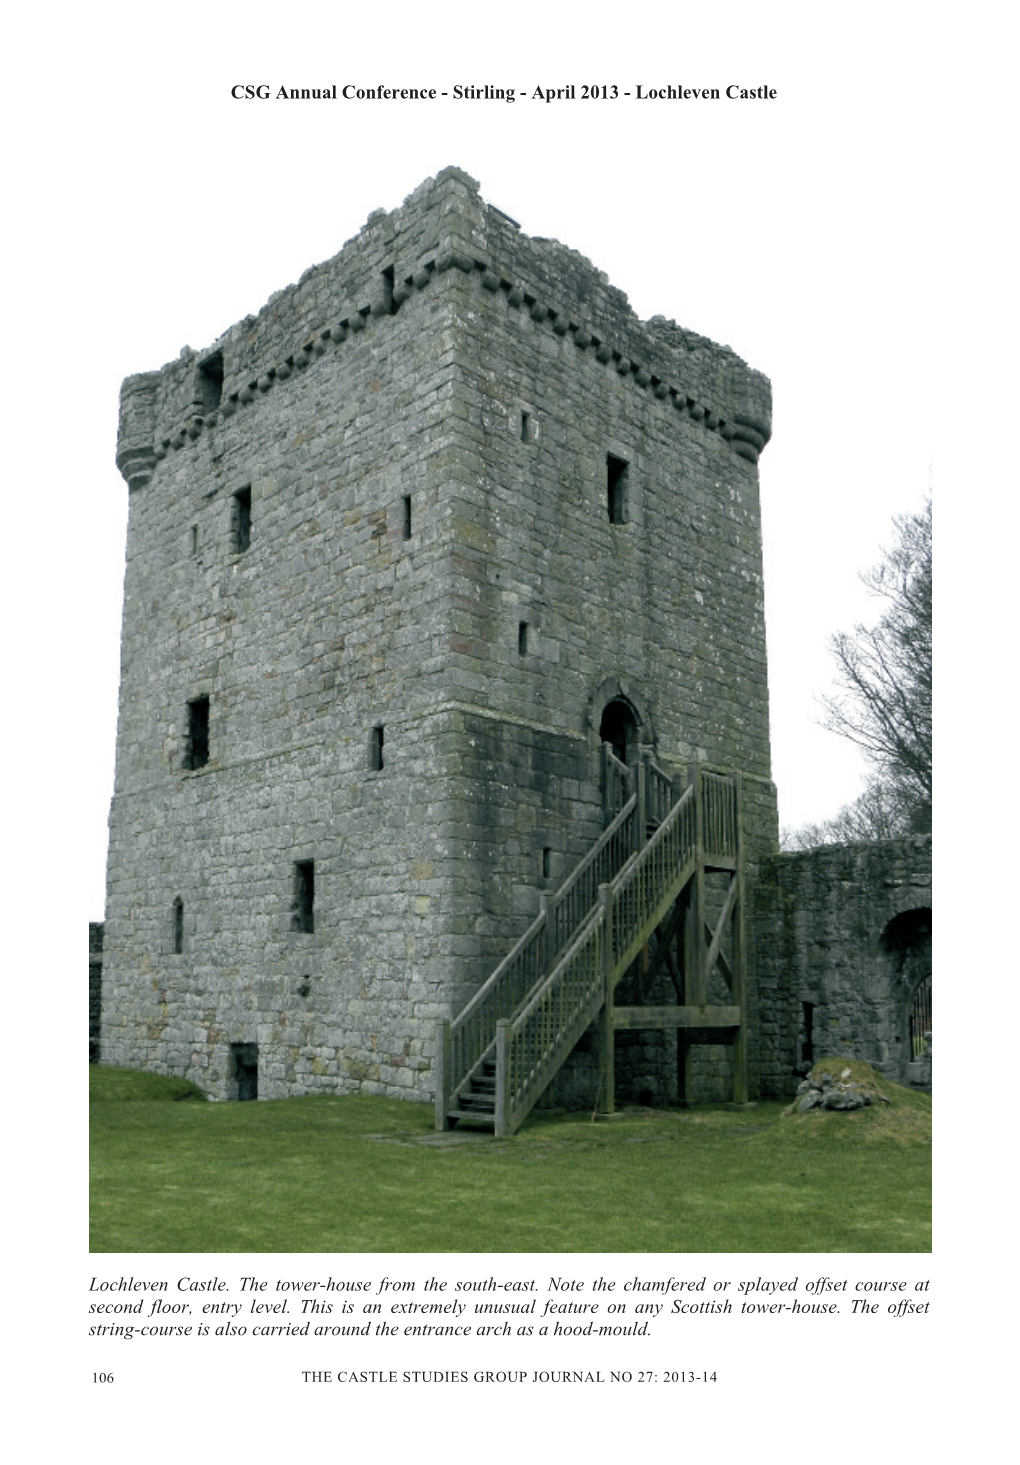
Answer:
top-left (90, 1066), bottom-right (931, 1253)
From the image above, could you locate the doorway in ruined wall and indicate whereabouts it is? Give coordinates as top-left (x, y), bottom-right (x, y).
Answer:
top-left (879, 908), bottom-right (932, 1078)
top-left (229, 1042), bottom-right (259, 1101)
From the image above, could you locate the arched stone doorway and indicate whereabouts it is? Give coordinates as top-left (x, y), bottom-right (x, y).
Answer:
top-left (589, 677), bottom-right (653, 762)
top-left (600, 697), bottom-right (640, 765)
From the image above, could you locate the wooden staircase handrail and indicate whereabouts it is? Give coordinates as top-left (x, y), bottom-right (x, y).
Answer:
top-left (442, 791), bottom-right (642, 1111)
top-left (448, 790), bottom-right (638, 1040)
top-left (438, 756), bottom-right (742, 1135)
top-left (498, 783), bottom-right (699, 1131)
top-left (607, 782), bottom-right (697, 977)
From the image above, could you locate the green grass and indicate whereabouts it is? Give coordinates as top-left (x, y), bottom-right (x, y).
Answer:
top-left (90, 1066), bottom-right (931, 1253)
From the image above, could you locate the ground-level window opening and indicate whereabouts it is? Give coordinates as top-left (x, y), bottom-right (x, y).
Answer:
top-left (292, 860), bottom-right (315, 933)
top-left (186, 696), bottom-right (210, 770)
top-left (231, 1042), bottom-right (258, 1101)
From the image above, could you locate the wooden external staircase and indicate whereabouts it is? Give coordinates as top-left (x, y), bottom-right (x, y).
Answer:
top-left (436, 750), bottom-right (748, 1137)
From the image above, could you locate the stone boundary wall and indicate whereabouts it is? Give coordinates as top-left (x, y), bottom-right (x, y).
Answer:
top-left (755, 836), bottom-right (932, 1093)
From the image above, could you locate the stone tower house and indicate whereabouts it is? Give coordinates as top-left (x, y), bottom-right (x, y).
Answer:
top-left (102, 166), bottom-right (778, 1113)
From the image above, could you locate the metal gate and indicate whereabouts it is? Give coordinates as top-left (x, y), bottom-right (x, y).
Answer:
top-left (908, 975), bottom-right (932, 1058)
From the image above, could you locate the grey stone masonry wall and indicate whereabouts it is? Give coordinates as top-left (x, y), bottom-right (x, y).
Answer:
top-left (103, 166), bottom-right (778, 1104)
top-left (755, 836), bottom-right (932, 1092)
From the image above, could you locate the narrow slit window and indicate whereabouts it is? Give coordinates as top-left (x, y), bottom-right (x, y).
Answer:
top-left (607, 454), bottom-right (629, 524)
top-left (380, 265), bottom-right (396, 315)
top-left (542, 847), bottom-right (552, 880)
top-left (518, 621), bottom-right (529, 656)
top-left (186, 696), bottom-right (210, 770)
top-left (190, 524), bottom-right (199, 556)
top-left (199, 352), bottom-right (223, 414)
top-left (292, 861), bottom-right (315, 933)
top-left (172, 897), bottom-right (184, 954)
top-left (232, 486), bottom-right (252, 554)
top-left (402, 495), bottom-right (412, 540)
top-left (369, 725), bottom-right (385, 772)
top-left (521, 411), bottom-right (532, 443)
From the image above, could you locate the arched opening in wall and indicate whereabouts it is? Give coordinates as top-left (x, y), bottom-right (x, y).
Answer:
top-left (600, 697), bottom-right (639, 766)
top-left (879, 907), bottom-right (932, 1068)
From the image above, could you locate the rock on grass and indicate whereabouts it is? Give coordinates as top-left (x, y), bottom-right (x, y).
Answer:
top-left (784, 1057), bottom-right (891, 1115)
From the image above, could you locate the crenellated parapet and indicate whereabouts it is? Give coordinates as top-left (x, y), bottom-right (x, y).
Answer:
top-left (118, 167), bottom-right (771, 487)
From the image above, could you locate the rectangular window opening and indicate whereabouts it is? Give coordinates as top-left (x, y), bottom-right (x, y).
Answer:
top-left (542, 847), bottom-right (552, 880)
top-left (172, 897), bottom-right (184, 955)
top-left (186, 696), bottom-right (210, 770)
top-left (231, 1042), bottom-right (259, 1101)
top-left (607, 454), bottom-right (629, 524)
top-left (292, 861), bottom-right (315, 933)
top-left (402, 495), bottom-right (412, 541)
top-left (381, 265), bottom-right (396, 316)
top-left (369, 725), bottom-right (385, 772)
top-left (232, 486), bottom-right (252, 554)
top-left (521, 411), bottom-right (533, 443)
top-left (190, 524), bottom-right (199, 556)
top-left (199, 352), bottom-right (223, 414)
top-left (518, 621), bottom-right (529, 656)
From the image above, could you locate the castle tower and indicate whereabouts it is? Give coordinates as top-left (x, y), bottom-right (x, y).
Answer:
top-left (103, 167), bottom-right (777, 1107)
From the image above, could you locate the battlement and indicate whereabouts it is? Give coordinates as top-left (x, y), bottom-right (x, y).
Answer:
top-left (117, 166), bottom-right (771, 491)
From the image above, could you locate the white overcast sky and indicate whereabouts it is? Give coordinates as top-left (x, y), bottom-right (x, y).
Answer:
top-left (4, 4), bottom-right (972, 923)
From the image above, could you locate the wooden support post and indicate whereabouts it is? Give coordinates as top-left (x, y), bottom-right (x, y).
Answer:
top-left (687, 762), bottom-right (706, 1007)
top-left (731, 771), bottom-right (749, 1104)
top-left (495, 1020), bottom-right (510, 1138)
top-left (435, 1019), bottom-right (450, 1131)
top-left (538, 893), bottom-right (550, 976)
top-left (674, 902), bottom-right (690, 1104)
top-left (597, 883), bottom-right (615, 1115)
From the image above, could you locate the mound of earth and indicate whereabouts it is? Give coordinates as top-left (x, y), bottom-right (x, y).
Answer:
top-left (783, 1057), bottom-right (891, 1115)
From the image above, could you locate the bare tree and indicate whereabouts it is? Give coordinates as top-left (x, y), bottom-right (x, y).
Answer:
top-left (785, 499), bottom-right (931, 849)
